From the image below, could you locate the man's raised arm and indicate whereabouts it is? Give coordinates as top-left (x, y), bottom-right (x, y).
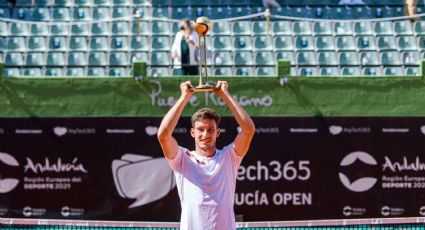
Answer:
top-left (157, 81), bottom-right (193, 159)
top-left (216, 80), bottom-right (255, 157)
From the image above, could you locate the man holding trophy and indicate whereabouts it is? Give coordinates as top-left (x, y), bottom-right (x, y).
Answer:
top-left (157, 17), bottom-right (256, 230)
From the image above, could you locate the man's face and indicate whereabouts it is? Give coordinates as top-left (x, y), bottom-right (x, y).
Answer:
top-left (191, 119), bottom-right (220, 151)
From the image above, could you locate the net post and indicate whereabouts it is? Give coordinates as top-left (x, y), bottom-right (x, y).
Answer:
top-left (132, 61), bottom-right (147, 79)
top-left (277, 59), bottom-right (290, 78)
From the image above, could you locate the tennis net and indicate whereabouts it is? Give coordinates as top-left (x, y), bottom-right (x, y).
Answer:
top-left (1, 217), bottom-right (425, 229)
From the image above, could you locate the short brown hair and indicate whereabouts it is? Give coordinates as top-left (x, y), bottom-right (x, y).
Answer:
top-left (191, 108), bottom-right (221, 127)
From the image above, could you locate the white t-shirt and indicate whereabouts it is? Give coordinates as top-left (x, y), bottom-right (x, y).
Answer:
top-left (167, 143), bottom-right (243, 230)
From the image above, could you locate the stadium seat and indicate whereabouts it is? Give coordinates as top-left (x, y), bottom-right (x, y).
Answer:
top-left (73, 8), bottom-right (91, 21)
top-left (54, 0), bottom-right (73, 6)
top-left (131, 22), bottom-right (150, 35)
top-left (256, 67), bottom-right (276, 76)
top-left (330, 7), bottom-right (351, 20)
top-left (212, 21), bottom-right (231, 36)
top-left (32, 7), bottom-right (50, 21)
top-left (276, 51), bottom-right (294, 63)
top-left (110, 36), bottom-right (129, 51)
top-left (274, 36), bottom-right (294, 51)
top-left (152, 7), bottom-right (170, 18)
top-left (130, 52), bottom-right (149, 62)
top-left (231, 6), bottom-right (252, 18)
top-left (363, 67), bottom-right (383, 76)
top-left (233, 36), bottom-right (253, 51)
top-left (109, 52), bottom-right (129, 66)
top-left (339, 52), bottom-right (360, 66)
top-left (152, 21), bottom-right (171, 35)
top-left (313, 22), bottom-right (332, 36)
top-left (273, 21), bottom-right (292, 36)
top-left (93, 7), bottom-right (110, 20)
top-left (213, 36), bottom-right (232, 51)
top-left (255, 52), bottom-right (275, 65)
top-left (292, 6), bottom-right (312, 18)
top-left (394, 21), bottom-right (413, 35)
top-left (49, 37), bottom-right (67, 51)
top-left (232, 21), bottom-right (252, 36)
top-left (75, 0), bottom-right (92, 6)
top-left (45, 68), bottom-right (64, 76)
top-left (52, 7), bottom-right (71, 21)
top-left (234, 51), bottom-right (254, 66)
top-left (333, 22), bottom-right (353, 35)
top-left (4, 68), bottom-right (21, 77)
top-left (253, 21), bottom-right (269, 35)
top-left (356, 36), bottom-right (377, 51)
top-left (89, 52), bottom-right (108, 66)
top-left (293, 21), bottom-right (313, 35)
top-left (172, 6), bottom-right (194, 20)
top-left (318, 52), bottom-right (337, 66)
top-left (69, 36), bottom-right (88, 51)
top-left (26, 52), bottom-right (45, 66)
top-left (405, 67), bottom-right (419, 76)
top-left (213, 52), bottom-right (233, 66)
top-left (316, 36), bottom-right (335, 51)
top-left (12, 8), bottom-right (29, 20)
top-left (235, 67), bottom-right (254, 76)
top-left (71, 24), bottom-right (90, 36)
top-left (88, 67), bottom-right (106, 76)
top-left (28, 37), bottom-right (47, 51)
top-left (50, 24), bottom-right (69, 36)
top-left (112, 7), bottom-right (129, 18)
top-left (377, 36), bottom-right (397, 51)
top-left (90, 37), bottom-right (109, 51)
top-left (23, 68), bottom-right (43, 76)
top-left (359, 52), bottom-right (380, 66)
top-left (0, 37), bottom-right (5, 51)
top-left (150, 52), bottom-right (171, 66)
top-left (109, 68), bottom-right (128, 77)
top-left (254, 36), bottom-right (273, 51)
top-left (66, 68), bottom-right (85, 76)
top-left (336, 36), bottom-right (356, 51)
top-left (112, 21), bottom-right (130, 35)
top-left (342, 67), bottom-right (361, 76)
top-left (381, 51), bottom-right (402, 66)
top-left (150, 67), bottom-right (170, 77)
top-left (0, 8), bottom-right (11, 18)
top-left (151, 36), bottom-right (170, 51)
top-left (384, 67), bottom-right (404, 76)
top-left (402, 52), bottom-right (420, 65)
top-left (47, 52), bottom-right (66, 66)
top-left (414, 21), bottom-right (425, 36)
top-left (299, 67), bottom-right (318, 76)
top-left (30, 24), bottom-right (49, 36)
top-left (10, 22), bottom-right (29, 36)
top-left (7, 37), bottom-right (26, 52)
top-left (295, 36), bottom-right (314, 51)
top-left (297, 52), bottom-right (317, 65)
top-left (131, 36), bottom-right (149, 51)
top-left (113, 0), bottom-right (131, 6)
top-left (398, 36), bottom-right (418, 51)
top-left (354, 21), bottom-right (373, 35)
top-left (91, 22), bottom-right (109, 36)
top-left (0, 22), bottom-right (8, 36)
top-left (67, 52), bottom-right (87, 66)
top-left (374, 21), bottom-right (394, 36)
top-left (319, 67), bottom-right (339, 76)
top-left (211, 6), bottom-right (230, 19)
top-left (214, 67), bottom-right (233, 76)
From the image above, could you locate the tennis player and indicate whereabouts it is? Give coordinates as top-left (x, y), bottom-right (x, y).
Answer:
top-left (157, 80), bottom-right (255, 230)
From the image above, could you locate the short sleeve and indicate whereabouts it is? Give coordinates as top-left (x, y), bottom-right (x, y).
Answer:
top-left (166, 146), bottom-right (185, 172)
top-left (223, 143), bottom-right (243, 168)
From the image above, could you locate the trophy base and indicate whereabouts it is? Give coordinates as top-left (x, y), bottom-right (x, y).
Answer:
top-left (190, 84), bottom-right (220, 92)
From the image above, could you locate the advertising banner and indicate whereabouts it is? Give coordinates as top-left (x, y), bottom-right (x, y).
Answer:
top-left (1, 117), bottom-right (425, 221)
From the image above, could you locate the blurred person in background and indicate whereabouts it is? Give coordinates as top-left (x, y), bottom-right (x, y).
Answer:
top-left (172, 19), bottom-right (199, 76)
top-left (404, 0), bottom-right (419, 21)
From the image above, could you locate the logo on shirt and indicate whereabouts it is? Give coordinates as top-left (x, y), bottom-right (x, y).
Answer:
top-left (111, 153), bottom-right (176, 208)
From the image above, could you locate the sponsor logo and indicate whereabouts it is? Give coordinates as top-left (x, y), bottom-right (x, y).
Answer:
top-left (256, 127), bottom-right (279, 134)
top-left (61, 206), bottom-right (84, 217)
top-left (15, 129), bottom-right (42, 134)
top-left (106, 129), bottom-right (135, 134)
top-left (0, 152), bottom-right (20, 193)
top-left (0, 207), bottom-right (8, 216)
top-left (24, 158), bottom-right (88, 174)
top-left (145, 126), bottom-right (158, 136)
top-left (0, 128), bottom-right (4, 134)
top-left (382, 128), bottom-right (409, 133)
top-left (383, 156), bottom-right (425, 172)
top-left (54, 127), bottom-right (95, 136)
top-left (173, 127), bottom-right (187, 134)
top-left (421, 126), bottom-right (425, 135)
top-left (290, 128), bottom-right (318, 133)
top-left (419, 206), bottom-right (425, 216)
top-left (339, 151), bottom-right (378, 192)
top-left (343, 206), bottom-right (367, 216)
top-left (381, 206), bottom-right (404, 216)
top-left (329, 126), bottom-right (371, 135)
top-left (112, 153), bottom-right (176, 208)
top-left (22, 206), bottom-right (46, 217)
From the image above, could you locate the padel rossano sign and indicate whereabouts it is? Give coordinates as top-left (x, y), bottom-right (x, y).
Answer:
top-left (0, 117), bottom-right (425, 220)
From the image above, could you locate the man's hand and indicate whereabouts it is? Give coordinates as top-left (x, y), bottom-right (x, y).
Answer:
top-left (215, 80), bottom-right (229, 97)
top-left (180, 81), bottom-right (194, 98)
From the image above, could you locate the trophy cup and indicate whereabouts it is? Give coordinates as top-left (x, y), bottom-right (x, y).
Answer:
top-left (190, 17), bottom-right (220, 92)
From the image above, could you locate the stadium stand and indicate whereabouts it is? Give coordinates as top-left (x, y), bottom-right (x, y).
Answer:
top-left (0, 0), bottom-right (422, 76)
